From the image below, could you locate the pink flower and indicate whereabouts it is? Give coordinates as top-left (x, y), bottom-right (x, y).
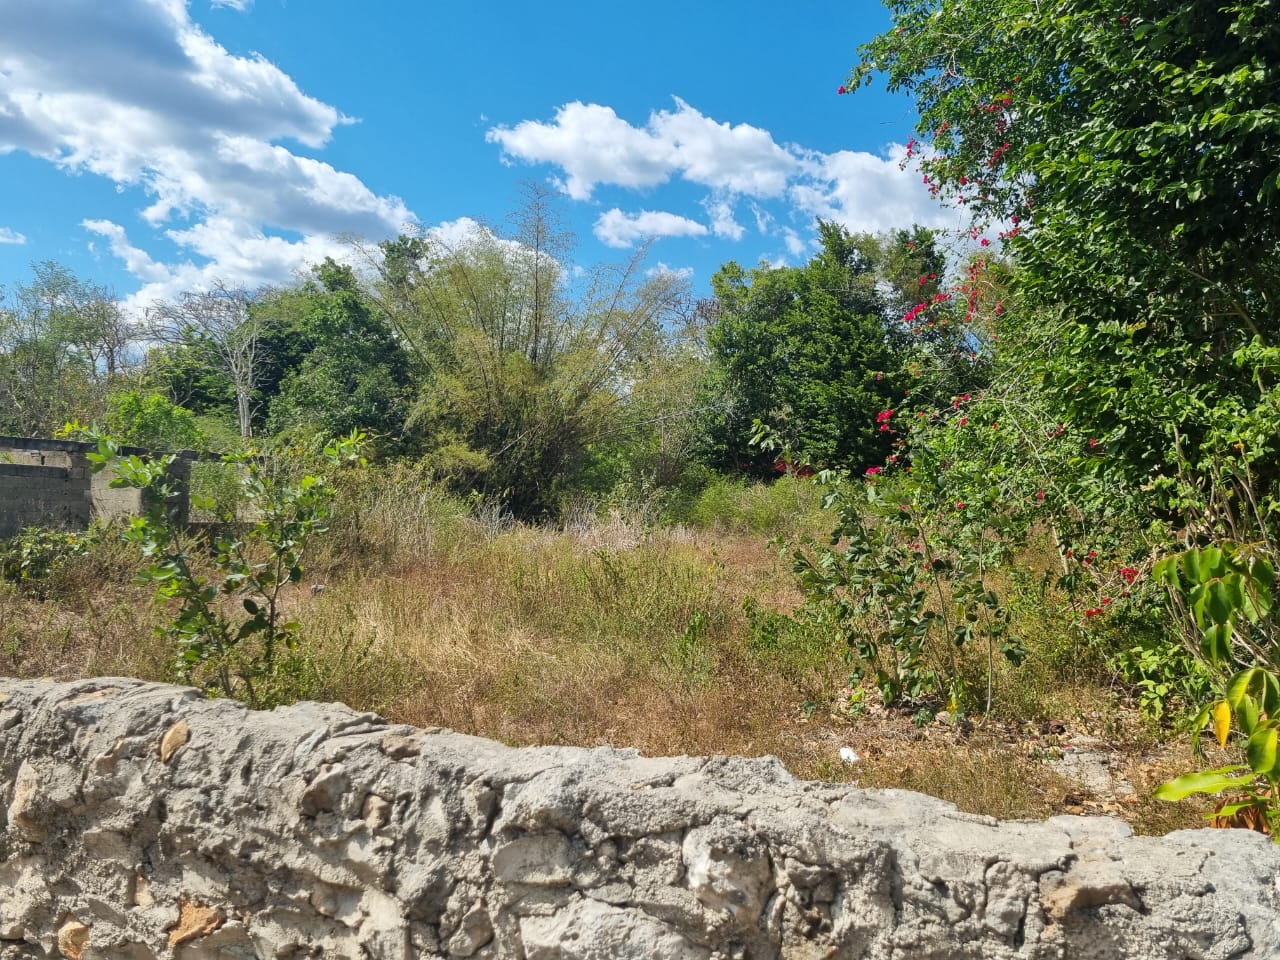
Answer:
top-left (865, 466), bottom-right (883, 476)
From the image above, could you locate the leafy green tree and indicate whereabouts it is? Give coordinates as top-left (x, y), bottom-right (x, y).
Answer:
top-left (106, 390), bottom-right (207, 451)
top-left (0, 262), bottom-right (135, 435)
top-left (86, 429), bottom-right (364, 706)
top-left (700, 222), bottom-right (906, 474)
top-left (850, 0), bottom-right (1280, 530)
top-left (142, 336), bottom-right (236, 425)
top-left (369, 190), bottom-right (692, 517)
top-left (266, 260), bottom-right (414, 447)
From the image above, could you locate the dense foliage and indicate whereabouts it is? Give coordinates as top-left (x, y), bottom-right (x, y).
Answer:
top-left (843, 0), bottom-right (1280, 826)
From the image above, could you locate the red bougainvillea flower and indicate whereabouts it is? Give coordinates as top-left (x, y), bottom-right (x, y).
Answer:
top-left (865, 466), bottom-right (883, 476)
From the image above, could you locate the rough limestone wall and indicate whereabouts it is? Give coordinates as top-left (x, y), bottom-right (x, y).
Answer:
top-left (1, 678), bottom-right (1278, 960)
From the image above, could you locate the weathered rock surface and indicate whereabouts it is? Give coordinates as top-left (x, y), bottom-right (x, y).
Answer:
top-left (1, 677), bottom-right (1278, 959)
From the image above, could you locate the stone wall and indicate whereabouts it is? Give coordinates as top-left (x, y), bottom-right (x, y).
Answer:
top-left (1, 677), bottom-right (1278, 959)
top-left (0, 437), bottom-right (191, 538)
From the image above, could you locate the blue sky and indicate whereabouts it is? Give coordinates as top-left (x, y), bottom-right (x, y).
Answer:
top-left (0, 0), bottom-right (955, 313)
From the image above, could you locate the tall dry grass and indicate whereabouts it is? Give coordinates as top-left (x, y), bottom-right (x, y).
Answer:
top-left (0, 471), bottom-right (1204, 829)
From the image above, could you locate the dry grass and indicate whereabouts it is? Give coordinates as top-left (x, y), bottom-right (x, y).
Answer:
top-left (0, 479), bottom-right (1226, 832)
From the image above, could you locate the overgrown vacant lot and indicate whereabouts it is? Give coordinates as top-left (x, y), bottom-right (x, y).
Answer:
top-left (0, 475), bottom-right (1217, 836)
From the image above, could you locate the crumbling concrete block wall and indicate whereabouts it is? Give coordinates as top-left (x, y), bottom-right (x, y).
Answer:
top-left (0, 437), bottom-right (191, 538)
top-left (0, 462), bottom-right (89, 539)
top-left (1, 678), bottom-right (1278, 959)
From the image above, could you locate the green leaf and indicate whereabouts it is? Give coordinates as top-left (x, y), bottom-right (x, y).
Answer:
top-left (1204, 580), bottom-right (1234, 625)
top-left (1239, 694), bottom-right (1261, 736)
top-left (1204, 800), bottom-right (1261, 820)
top-left (1153, 555), bottom-right (1180, 588)
top-left (1201, 622), bottom-right (1232, 663)
top-left (1246, 724), bottom-right (1280, 775)
top-left (1153, 766), bottom-right (1254, 802)
top-left (236, 618), bottom-right (267, 640)
top-left (1180, 549), bottom-right (1203, 585)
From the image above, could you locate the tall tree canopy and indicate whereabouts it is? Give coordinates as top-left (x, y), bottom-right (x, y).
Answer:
top-left (700, 222), bottom-right (911, 474)
top-left (0, 262), bottom-right (134, 436)
top-left (852, 0), bottom-right (1280, 526)
top-left (371, 189), bottom-right (692, 516)
top-left (265, 260), bottom-right (414, 448)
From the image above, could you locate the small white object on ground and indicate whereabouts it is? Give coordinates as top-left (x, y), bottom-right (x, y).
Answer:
top-left (839, 746), bottom-right (860, 765)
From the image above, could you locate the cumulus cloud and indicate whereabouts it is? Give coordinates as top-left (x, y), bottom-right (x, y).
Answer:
top-left (650, 98), bottom-right (795, 197)
top-left (84, 217), bottom-right (357, 314)
top-left (0, 0), bottom-right (412, 306)
top-left (488, 98), bottom-right (794, 201)
top-left (645, 262), bottom-right (694, 280)
top-left (782, 228), bottom-right (807, 258)
top-left (594, 209), bottom-right (708, 249)
top-left (0, 228), bottom-right (27, 245)
top-left (490, 99), bottom-right (956, 258)
top-left (702, 196), bottom-right (745, 241)
top-left (790, 146), bottom-right (961, 235)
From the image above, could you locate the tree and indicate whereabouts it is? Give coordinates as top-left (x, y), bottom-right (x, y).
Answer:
top-left (699, 222), bottom-right (907, 474)
top-left (149, 283), bottom-right (263, 440)
top-left (370, 193), bottom-right (692, 517)
top-left (266, 260), bottom-right (414, 447)
top-left (105, 390), bottom-right (207, 451)
top-left (0, 262), bottom-right (134, 435)
top-left (850, 0), bottom-right (1280, 529)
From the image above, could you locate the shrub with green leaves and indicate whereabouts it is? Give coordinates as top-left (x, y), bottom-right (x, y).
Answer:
top-left (1152, 542), bottom-right (1280, 835)
top-left (0, 526), bottom-right (98, 597)
top-left (85, 429), bottom-right (364, 706)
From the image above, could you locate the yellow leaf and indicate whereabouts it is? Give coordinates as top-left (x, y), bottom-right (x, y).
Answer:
top-left (1212, 700), bottom-right (1232, 747)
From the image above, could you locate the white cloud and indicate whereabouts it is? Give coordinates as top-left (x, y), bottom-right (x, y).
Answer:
top-left (702, 196), bottom-right (744, 241)
top-left (790, 145), bottom-right (961, 235)
top-left (650, 98), bottom-right (795, 197)
top-left (487, 98), bottom-right (795, 201)
top-left (0, 0), bottom-right (411, 307)
top-left (0, 228), bottom-right (27, 245)
top-left (84, 217), bottom-right (355, 312)
top-left (645, 262), bottom-right (694, 280)
top-left (491, 99), bottom-right (958, 258)
top-left (210, 0), bottom-right (253, 9)
top-left (594, 209), bottom-right (708, 249)
top-left (782, 228), bottom-right (807, 258)
top-left (488, 103), bottom-right (675, 201)
top-left (750, 203), bottom-right (775, 234)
